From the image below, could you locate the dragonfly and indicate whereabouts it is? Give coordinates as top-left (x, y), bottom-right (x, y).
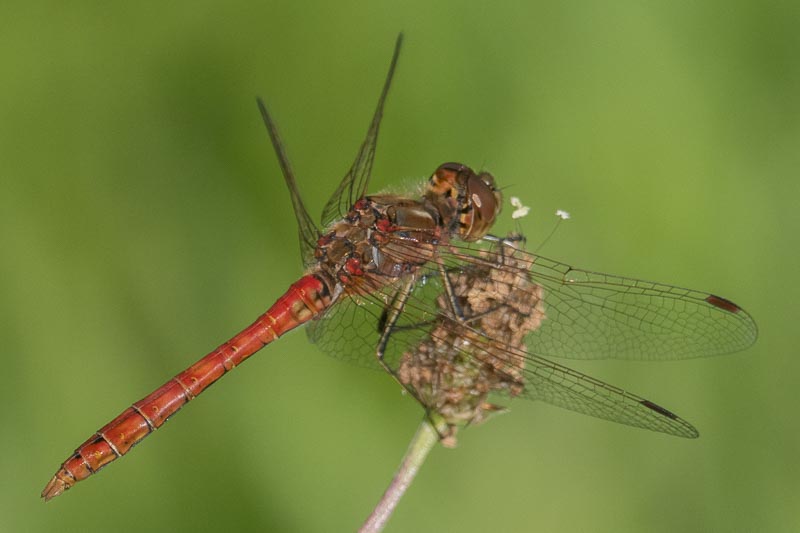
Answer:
top-left (42, 34), bottom-right (757, 501)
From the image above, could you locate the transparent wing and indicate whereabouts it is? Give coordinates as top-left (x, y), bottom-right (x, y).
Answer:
top-left (305, 234), bottom-right (755, 437)
top-left (306, 277), bottom-right (407, 372)
top-left (257, 99), bottom-right (320, 267)
top-left (516, 352), bottom-right (699, 437)
top-left (319, 33), bottom-right (403, 228)
top-left (520, 253), bottom-right (757, 360)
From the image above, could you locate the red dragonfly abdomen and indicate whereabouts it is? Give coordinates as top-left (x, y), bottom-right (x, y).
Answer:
top-left (42, 274), bottom-right (330, 501)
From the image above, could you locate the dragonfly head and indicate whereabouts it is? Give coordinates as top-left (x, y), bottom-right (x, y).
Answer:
top-left (427, 162), bottom-right (502, 241)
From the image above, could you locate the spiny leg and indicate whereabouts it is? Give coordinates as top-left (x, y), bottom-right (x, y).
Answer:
top-left (375, 276), bottom-right (452, 440)
top-left (436, 259), bottom-right (465, 322)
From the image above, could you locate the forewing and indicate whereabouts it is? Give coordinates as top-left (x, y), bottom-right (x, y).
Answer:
top-left (523, 254), bottom-right (758, 360)
top-left (305, 236), bottom-right (754, 437)
top-left (320, 34), bottom-right (403, 228)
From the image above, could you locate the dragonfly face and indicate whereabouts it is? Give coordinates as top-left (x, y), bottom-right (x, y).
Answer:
top-left (426, 162), bottom-right (502, 242)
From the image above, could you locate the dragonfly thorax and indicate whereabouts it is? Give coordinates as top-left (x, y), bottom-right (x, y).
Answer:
top-left (312, 163), bottom-right (501, 292)
top-left (313, 194), bottom-right (442, 289)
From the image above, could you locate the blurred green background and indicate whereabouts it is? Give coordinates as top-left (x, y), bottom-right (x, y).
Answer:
top-left (1, 1), bottom-right (797, 532)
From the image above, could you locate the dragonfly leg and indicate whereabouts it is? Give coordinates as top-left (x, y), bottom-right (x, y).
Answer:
top-left (382, 237), bottom-right (526, 335)
top-left (436, 233), bottom-right (527, 325)
top-left (374, 277), bottom-right (468, 444)
top-left (436, 260), bottom-right (466, 322)
top-left (482, 232), bottom-right (526, 246)
top-left (374, 277), bottom-right (437, 415)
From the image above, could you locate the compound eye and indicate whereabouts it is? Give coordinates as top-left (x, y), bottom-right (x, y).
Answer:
top-left (464, 173), bottom-right (501, 240)
top-left (430, 162), bottom-right (468, 190)
top-left (478, 171), bottom-right (496, 190)
top-left (437, 162), bottom-right (469, 174)
top-left (429, 162), bottom-right (475, 202)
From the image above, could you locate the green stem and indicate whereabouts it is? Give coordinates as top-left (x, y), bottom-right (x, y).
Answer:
top-left (359, 417), bottom-right (443, 532)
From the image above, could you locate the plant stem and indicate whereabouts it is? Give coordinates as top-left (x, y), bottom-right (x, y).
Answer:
top-left (359, 417), bottom-right (443, 532)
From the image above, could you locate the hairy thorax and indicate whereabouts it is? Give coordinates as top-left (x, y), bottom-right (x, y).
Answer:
top-left (313, 194), bottom-right (445, 294)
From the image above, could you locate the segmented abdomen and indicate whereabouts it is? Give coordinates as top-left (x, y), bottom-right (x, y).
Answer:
top-left (42, 274), bottom-right (330, 501)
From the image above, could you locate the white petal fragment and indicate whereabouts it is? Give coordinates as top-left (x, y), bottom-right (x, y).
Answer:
top-left (510, 196), bottom-right (531, 219)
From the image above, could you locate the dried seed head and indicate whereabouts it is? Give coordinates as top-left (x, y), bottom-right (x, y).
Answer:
top-left (398, 236), bottom-right (545, 443)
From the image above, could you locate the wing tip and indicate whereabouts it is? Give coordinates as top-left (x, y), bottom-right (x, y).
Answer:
top-left (640, 399), bottom-right (699, 438)
top-left (705, 294), bottom-right (743, 314)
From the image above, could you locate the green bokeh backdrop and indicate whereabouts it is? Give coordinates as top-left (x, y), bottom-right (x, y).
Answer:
top-left (2, 2), bottom-right (797, 532)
